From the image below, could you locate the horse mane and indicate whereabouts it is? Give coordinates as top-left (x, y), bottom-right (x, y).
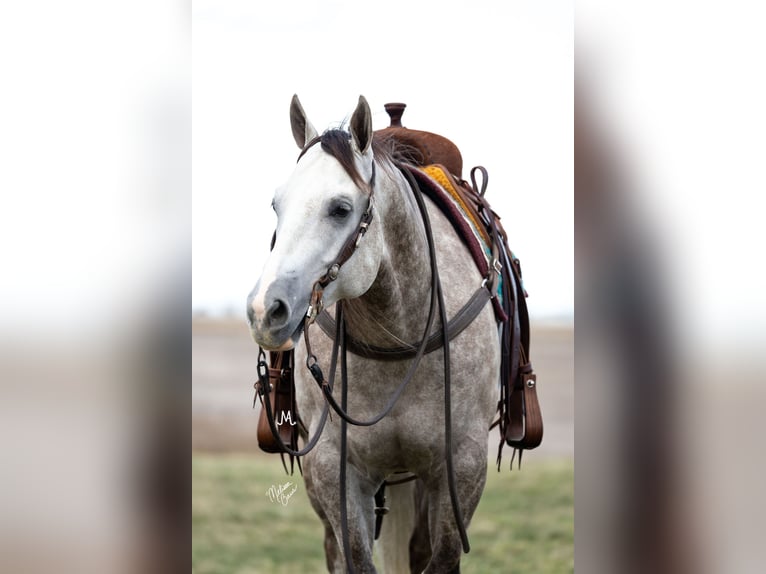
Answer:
top-left (297, 128), bottom-right (416, 190)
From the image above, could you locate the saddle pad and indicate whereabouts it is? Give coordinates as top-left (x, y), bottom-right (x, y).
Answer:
top-left (421, 165), bottom-right (491, 246)
top-left (405, 164), bottom-right (507, 321)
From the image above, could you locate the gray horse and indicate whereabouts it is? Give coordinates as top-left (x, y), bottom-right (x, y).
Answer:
top-left (247, 95), bottom-right (500, 573)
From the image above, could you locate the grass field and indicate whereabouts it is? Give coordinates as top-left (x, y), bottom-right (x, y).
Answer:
top-left (193, 453), bottom-right (573, 573)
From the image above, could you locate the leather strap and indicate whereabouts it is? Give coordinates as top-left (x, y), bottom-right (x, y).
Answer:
top-left (306, 163), bottom-right (376, 323)
top-left (314, 285), bottom-right (491, 361)
top-left (316, 179), bottom-right (375, 290)
top-left (373, 483), bottom-right (388, 540)
top-left (502, 244), bottom-right (543, 456)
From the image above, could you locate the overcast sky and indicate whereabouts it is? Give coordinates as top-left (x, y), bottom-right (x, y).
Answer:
top-left (193, 1), bottom-right (573, 320)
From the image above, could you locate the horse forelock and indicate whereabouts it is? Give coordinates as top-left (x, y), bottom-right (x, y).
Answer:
top-left (297, 128), bottom-right (401, 192)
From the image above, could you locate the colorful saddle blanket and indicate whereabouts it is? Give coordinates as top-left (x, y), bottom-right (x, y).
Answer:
top-left (406, 164), bottom-right (507, 321)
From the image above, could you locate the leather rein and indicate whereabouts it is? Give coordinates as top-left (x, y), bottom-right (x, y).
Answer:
top-left (254, 158), bottom-right (494, 568)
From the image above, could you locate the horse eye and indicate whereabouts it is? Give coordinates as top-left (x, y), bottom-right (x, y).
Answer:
top-left (329, 203), bottom-right (352, 219)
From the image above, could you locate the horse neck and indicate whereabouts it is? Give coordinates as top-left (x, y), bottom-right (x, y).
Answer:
top-left (342, 164), bottom-right (432, 348)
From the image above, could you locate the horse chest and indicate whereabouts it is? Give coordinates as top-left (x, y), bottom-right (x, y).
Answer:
top-left (343, 415), bottom-right (440, 474)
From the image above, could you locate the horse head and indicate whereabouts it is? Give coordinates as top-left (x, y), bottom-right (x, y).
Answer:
top-left (247, 95), bottom-right (383, 350)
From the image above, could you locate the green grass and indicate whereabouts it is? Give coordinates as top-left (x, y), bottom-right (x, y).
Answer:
top-left (193, 453), bottom-right (573, 573)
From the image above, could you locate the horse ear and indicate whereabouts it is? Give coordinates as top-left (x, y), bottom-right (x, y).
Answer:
top-left (290, 94), bottom-right (318, 149)
top-left (350, 95), bottom-right (373, 155)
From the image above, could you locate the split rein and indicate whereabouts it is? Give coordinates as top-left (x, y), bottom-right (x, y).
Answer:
top-left (255, 161), bottom-right (478, 568)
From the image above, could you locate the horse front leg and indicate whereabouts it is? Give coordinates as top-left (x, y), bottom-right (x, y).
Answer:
top-left (303, 459), bottom-right (343, 572)
top-left (304, 446), bottom-right (378, 573)
top-left (421, 435), bottom-right (489, 574)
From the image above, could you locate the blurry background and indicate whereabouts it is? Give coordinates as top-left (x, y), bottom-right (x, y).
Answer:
top-left (577, 2), bottom-right (766, 573)
top-left (1, 2), bottom-right (189, 573)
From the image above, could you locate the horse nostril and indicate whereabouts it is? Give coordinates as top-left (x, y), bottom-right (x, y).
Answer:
top-left (265, 298), bottom-right (290, 328)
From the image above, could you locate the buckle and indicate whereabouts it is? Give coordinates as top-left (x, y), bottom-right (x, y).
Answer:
top-left (355, 222), bottom-right (369, 247)
top-left (306, 284), bottom-right (324, 322)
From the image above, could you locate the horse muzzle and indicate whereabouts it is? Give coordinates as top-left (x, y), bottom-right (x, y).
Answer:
top-left (247, 277), bottom-right (307, 350)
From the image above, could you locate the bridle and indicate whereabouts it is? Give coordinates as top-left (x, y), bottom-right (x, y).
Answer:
top-left (304, 162), bottom-right (376, 326)
top-left (255, 150), bottom-right (480, 571)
